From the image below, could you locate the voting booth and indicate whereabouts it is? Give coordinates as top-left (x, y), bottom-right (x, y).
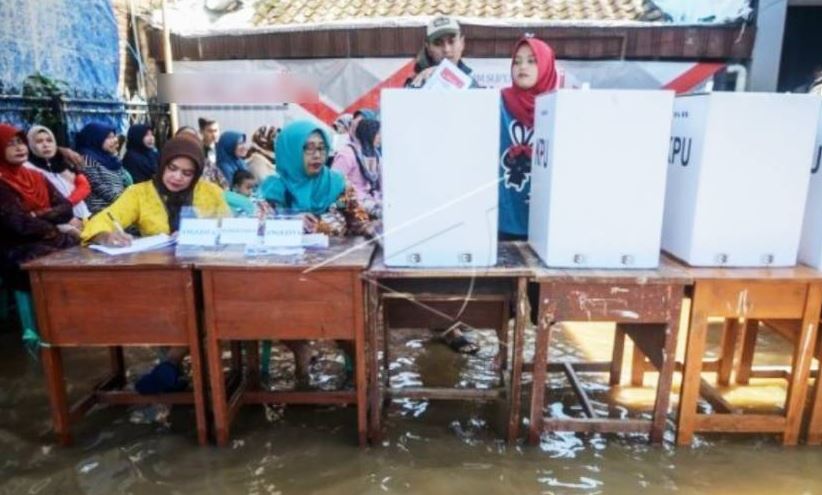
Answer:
top-left (528, 89), bottom-right (675, 269)
top-left (799, 100), bottom-right (822, 269)
top-left (662, 92), bottom-right (820, 267)
top-left (381, 89), bottom-right (501, 267)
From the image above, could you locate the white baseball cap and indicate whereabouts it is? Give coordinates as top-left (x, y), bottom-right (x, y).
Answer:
top-left (426, 16), bottom-right (461, 43)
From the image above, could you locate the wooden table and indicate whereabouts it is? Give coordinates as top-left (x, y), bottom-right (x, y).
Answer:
top-left (24, 247), bottom-right (207, 446)
top-left (523, 247), bottom-right (691, 445)
top-left (195, 238), bottom-right (375, 447)
top-left (674, 262), bottom-right (822, 446)
top-left (365, 242), bottom-right (532, 443)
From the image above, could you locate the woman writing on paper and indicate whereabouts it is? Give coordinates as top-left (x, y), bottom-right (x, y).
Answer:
top-left (82, 135), bottom-right (229, 247)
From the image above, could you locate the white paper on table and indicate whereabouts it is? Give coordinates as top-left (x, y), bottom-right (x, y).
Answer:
top-left (177, 218), bottom-right (220, 246)
top-left (89, 234), bottom-right (175, 256)
top-left (423, 59), bottom-right (473, 90)
top-left (244, 245), bottom-right (306, 257)
top-left (264, 219), bottom-right (303, 247)
top-left (219, 217), bottom-right (260, 245)
top-left (302, 234), bottom-right (329, 248)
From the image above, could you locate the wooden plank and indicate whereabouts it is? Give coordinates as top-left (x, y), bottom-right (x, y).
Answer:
top-left (243, 390), bottom-right (356, 405)
top-left (609, 325), bottom-right (626, 386)
top-left (782, 283), bottom-right (822, 445)
top-left (694, 414), bottom-right (786, 433)
top-left (385, 299), bottom-right (507, 331)
top-left (676, 288), bottom-right (711, 446)
top-left (699, 379), bottom-right (740, 414)
top-left (539, 282), bottom-right (679, 323)
top-left (38, 270), bottom-right (191, 345)
top-left (523, 362), bottom-right (613, 373)
top-left (690, 281), bottom-right (807, 319)
top-left (736, 319), bottom-right (760, 385)
top-left (528, 307), bottom-right (552, 445)
top-left (352, 272), bottom-right (368, 447)
top-left (563, 363), bottom-right (596, 418)
top-left (717, 318), bottom-right (740, 386)
top-left (543, 418), bottom-right (652, 434)
top-left (388, 387), bottom-right (504, 401)
top-left (507, 277), bottom-right (527, 444)
top-left (96, 391), bottom-right (192, 405)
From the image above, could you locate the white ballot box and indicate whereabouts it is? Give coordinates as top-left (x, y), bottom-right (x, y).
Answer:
top-left (662, 92), bottom-right (820, 267)
top-left (528, 89), bottom-right (675, 268)
top-left (381, 89), bottom-right (500, 267)
top-left (798, 100), bottom-right (822, 269)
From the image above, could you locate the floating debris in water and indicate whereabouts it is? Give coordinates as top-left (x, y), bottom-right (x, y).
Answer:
top-left (77, 460), bottom-right (99, 474)
top-left (128, 403), bottom-right (171, 426)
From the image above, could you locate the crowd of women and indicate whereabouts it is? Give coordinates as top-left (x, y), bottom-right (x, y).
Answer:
top-left (0, 35), bottom-right (557, 393)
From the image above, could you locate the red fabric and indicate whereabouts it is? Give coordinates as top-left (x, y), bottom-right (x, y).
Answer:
top-left (68, 173), bottom-right (91, 205)
top-left (0, 124), bottom-right (50, 212)
top-left (501, 38), bottom-right (558, 129)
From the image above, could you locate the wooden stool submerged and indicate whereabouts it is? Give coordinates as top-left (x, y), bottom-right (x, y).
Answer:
top-left (522, 247), bottom-right (691, 445)
top-left (365, 242), bottom-right (531, 444)
top-left (24, 248), bottom-right (208, 446)
top-left (673, 264), bottom-right (822, 446)
top-left (196, 238), bottom-right (375, 447)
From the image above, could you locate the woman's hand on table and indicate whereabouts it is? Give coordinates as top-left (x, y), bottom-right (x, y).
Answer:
top-left (93, 231), bottom-right (133, 247)
top-left (303, 213), bottom-right (319, 234)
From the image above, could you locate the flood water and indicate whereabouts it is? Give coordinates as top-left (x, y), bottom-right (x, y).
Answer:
top-left (3, 310), bottom-right (822, 495)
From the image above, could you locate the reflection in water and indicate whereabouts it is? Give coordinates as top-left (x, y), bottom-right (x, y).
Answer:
top-left (2, 319), bottom-right (822, 494)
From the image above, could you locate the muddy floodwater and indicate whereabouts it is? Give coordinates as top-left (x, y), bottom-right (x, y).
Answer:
top-left (3, 313), bottom-right (822, 495)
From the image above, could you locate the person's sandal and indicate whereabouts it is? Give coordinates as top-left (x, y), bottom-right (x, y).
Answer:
top-left (438, 322), bottom-right (480, 355)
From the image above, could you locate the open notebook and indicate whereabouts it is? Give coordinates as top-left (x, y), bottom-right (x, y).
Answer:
top-left (89, 234), bottom-right (175, 256)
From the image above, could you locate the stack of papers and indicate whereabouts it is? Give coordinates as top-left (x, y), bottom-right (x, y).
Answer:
top-left (89, 234), bottom-right (175, 256)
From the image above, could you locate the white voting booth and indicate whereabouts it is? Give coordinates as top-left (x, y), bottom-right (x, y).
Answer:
top-left (381, 89), bottom-right (501, 267)
top-left (528, 89), bottom-right (675, 268)
top-left (798, 101), bottom-right (822, 269)
top-left (662, 92), bottom-right (821, 267)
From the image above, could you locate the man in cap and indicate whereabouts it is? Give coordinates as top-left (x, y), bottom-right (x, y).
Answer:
top-left (405, 16), bottom-right (480, 88)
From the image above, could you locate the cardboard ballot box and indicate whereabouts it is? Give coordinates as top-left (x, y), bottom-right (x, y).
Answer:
top-left (662, 92), bottom-right (820, 267)
top-left (381, 89), bottom-right (500, 267)
top-left (798, 99), bottom-right (822, 269)
top-left (528, 89), bottom-right (675, 268)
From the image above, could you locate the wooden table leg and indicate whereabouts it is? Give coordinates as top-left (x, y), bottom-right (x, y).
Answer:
top-left (528, 288), bottom-right (552, 445)
top-left (497, 298), bottom-right (510, 372)
top-left (806, 349), bottom-right (822, 445)
top-left (609, 325), bottom-right (626, 386)
top-left (677, 288), bottom-right (710, 446)
top-left (109, 346), bottom-right (125, 383)
top-left (782, 284), bottom-right (822, 445)
top-left (246, 341), bottom-right (260, 390)
top-left (203, 272), bottom-right (230, 447)
top-left (41, 347), bottom-right (71, 446)
top-left (507, 277), bottom-right (527, 444)
top-left (735, 319), bottom-right (759, 385)
top-left (352, 274), bottom-right (368, 447)
top-left (630, 345), bottom-right (646, 387)
top-left (651, 295), bottom-right (682, 443)
top-left (718, 319), bottom-right (740, 387)
top-left (366, 282), bottom-right (383, 444)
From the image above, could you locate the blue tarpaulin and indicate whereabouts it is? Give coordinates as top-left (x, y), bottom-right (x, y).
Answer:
top-left (0, 0), bottom-right (126, 139)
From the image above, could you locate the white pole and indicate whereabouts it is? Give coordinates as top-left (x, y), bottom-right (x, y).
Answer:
top-left (161, 0), bottom-right (179, 132)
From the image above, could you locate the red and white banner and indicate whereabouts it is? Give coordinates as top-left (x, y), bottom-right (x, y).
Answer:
top-left (174, 58), bottom-right (726, 136)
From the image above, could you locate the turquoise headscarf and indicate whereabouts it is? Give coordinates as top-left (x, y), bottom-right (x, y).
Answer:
top-left (260, 121), bottom-right (346, 215)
